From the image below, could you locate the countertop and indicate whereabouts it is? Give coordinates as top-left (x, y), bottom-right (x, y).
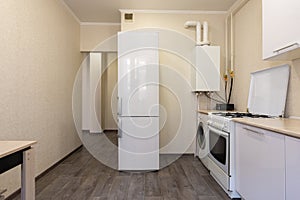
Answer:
top-left (233, 118), bottom-right (300, 139)
top-left (198, 110), bottom-right (218, 114)
top-left (198, 110), bottom-right (239, 114)
top-left (0, 141), bottom-right (37, 159)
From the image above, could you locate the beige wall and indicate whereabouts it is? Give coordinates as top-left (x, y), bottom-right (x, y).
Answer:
top-left (0, 0), bottom-right (82, 196)
top-left (121, 12), bottom-right (226, 153)
top-left (80, 24), bottom-right (120, 130)
top-left (232, 0), bottom-right (300, 117)
top-left (80, 24), bottom-right (120, 51)
top-left (122, 13), bottom-right (226, 73)
top-left (80, 25), bottom-right (120, 130)
top-left (101, 53), bottom-right (118, 130)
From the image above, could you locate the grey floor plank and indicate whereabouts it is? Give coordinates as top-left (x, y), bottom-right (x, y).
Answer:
top-left (107, 175), bottom-right (130, 200)
top-left (35, 170), bottom-right (58, 196)
top-left (87, 173), bottom-right (113, 200)
top-left (69, 175), bottom-right (99, 200)
top-left (158, 165), bottom-right (180, 199)
top-left (51, 176), bottom-right (83, 200)
top-left (198, 196), bottom-right (220, 200)
top-left (145, 172), bottom-right (161, 197)
top-left (91, 172), bottom-right (117, 199)
top-left (7, 133), bottom-right (232, 200)
top-left (36, 176), bottom-right (71, 200)
top-left (78, 157), bottom-right (106, 177)
top-left (202, 175), bottom-right (231, 200)
top-left (179, 156), bottom-right (215, 197)
top-left (169, 162), bottom-right (198, 200)
top-left (127, 173), bottom-right (145, 200)
top-left (192, 157), bottom-right (210, 176)
top-left (144, 197), bottom-right (164, 200)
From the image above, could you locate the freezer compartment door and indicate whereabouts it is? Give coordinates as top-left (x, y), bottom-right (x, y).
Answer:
top-left (118, 117), bottom-right (159, 170)
top-left (118, 31), bottom-right (159, 117)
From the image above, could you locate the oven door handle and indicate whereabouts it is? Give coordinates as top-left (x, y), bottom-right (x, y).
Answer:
top-left (208, 125), bottom-right (229, 138)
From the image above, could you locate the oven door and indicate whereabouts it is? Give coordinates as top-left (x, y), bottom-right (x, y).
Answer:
top-left (208, 125), bottom-right (229, 174)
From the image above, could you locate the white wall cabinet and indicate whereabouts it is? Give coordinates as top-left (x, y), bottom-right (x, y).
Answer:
top-left (235, 123), bottom-right (285, 200)
top-left (262, 0), bottom-right (300, 60)
top-left (285, 136), bottom-right (300, 200)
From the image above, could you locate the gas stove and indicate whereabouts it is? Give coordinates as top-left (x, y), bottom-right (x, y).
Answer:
top-left (208, 112), bottom-right (272, 133)
top-left (204, 65), bottom-right (290, 199)
top-left (212, 112), bottom-right (271, 118)
top-left (206, 111), bottom-right (275, 198)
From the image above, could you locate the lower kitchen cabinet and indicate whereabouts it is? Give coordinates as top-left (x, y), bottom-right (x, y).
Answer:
top-left (285, 136), bottom-right (300, 200)
top-left (235, 123), bottom-right (285, 200)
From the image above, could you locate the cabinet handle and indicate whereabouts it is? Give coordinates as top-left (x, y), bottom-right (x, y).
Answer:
top-left (243, 127), bottom-right (264, 135)
top-left (117, 97), bottom-right (122, 116)
top-left (118, 118), bottom-right (122, 138)
top-left (273, 43), bottom-right (299, 53)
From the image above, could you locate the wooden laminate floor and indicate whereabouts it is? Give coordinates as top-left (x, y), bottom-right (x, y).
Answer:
top-left (9, 134), bottom-right (231, 200)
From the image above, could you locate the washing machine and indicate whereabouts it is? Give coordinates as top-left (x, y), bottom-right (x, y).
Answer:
top-left (196, 113), bottom-right (210, 169)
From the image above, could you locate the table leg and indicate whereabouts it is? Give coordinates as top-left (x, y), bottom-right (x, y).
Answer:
top-left (21, 148), bottom-right (35, 200)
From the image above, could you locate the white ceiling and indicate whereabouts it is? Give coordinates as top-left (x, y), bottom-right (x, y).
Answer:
top-left (63, 0), bottom-right (238, 23)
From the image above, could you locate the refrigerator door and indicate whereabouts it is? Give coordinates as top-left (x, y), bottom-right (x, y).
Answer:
top-left (118, 117), bottom-right (159, 170)
top-left (118, 31), bottom-right (159, 117)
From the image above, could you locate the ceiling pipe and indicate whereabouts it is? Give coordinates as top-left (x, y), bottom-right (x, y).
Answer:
top-left (184, 21), bottom-right (201, 45)
top-left (202, 21), bottom-right (210, 46)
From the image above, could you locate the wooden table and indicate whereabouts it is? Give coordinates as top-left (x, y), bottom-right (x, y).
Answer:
top-left (0, 141), bottom-right (37, 200)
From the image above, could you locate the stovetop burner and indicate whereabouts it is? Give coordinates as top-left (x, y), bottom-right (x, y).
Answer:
top-left (212, 112), bottom-right (272, 118)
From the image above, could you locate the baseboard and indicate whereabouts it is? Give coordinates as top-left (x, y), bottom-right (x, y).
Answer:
top-left (159, 153), bottom-right (194, 155)
top-left (82, 129), bottom-right (118, 134)
top-left (5, 145), bottom-right (83, 200)
top-left (159, 152), bottom-right (195, 155)
top-left (104, 129), bottom-right (118, 132)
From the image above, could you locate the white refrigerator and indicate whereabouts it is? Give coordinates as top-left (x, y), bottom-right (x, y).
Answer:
top-left (117, 31), bottom-right (159, 171)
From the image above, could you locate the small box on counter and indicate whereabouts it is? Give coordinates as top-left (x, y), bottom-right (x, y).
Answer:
top-left (216, 104), bottom-right (234, 111)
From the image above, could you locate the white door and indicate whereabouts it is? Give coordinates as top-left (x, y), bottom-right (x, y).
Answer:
top-left (118, 31), bottom-right (159, 117)
top-left (118, 117), bottom-right (159, 170)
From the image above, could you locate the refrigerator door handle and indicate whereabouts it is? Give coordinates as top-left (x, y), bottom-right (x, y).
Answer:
top-left (118, 118), bottom-right (122, 138)
top-left (117, 97), bottom-right (122, 116)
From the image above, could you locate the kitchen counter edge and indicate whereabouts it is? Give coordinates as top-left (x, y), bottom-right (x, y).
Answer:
top-left (198, 110), bottom-right (217, 114)
top-left (233, 118), bottom-right (300, 139)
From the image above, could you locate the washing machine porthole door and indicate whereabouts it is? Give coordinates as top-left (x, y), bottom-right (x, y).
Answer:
top-left (197, 122), bottom-right (206, 150)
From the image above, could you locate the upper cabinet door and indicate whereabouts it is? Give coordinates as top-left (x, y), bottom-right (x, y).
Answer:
top-left (262, 0), bottom-right (300, 60)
